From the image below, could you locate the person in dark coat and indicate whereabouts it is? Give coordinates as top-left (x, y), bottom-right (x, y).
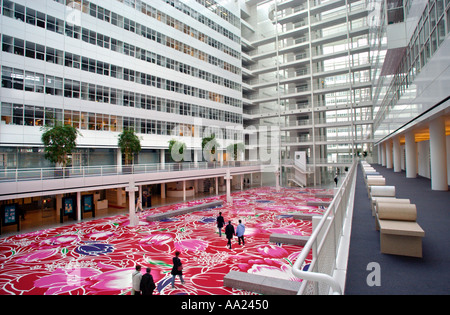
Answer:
top-left (171, 251), bottom-right (185, 288)
top-left (225, 221), bottom-right (235, 249)
top-left (140, 267), bottom-right (156, 295)
top-left (216, 212), bottom-right (225, 237)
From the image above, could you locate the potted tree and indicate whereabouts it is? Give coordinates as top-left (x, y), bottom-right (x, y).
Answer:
top-left (168, 139), bottom-right (186, 170)
top-left (41, 123), bottom-right (80, 178)
top-left (226, 142), bottom-right (245, 165)
top-left (118, 128), bottom-right (141, 174)
top-left (202, 134), bottom-right (219, 163)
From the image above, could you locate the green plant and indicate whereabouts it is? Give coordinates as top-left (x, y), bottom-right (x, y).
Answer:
top-left (226, 142), bottom-right (244, 161)
top-left (41, 123), bottom-right (80, 167)
top-left (118, 128), bottom-right (141, 165)
top-left (168, 139), bottom-right (186, 162)
top-left (202, 134), bottom-right (219, 161)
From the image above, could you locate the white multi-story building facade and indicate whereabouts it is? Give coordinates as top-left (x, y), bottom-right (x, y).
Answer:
top-left (0, 0), bottom-right (243, 168)
top-left (1, 0), bottom-right (449, 189)
top-left (240, 0), bottom-right (374, 185)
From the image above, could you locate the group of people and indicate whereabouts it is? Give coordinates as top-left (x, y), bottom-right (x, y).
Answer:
top-left (216, 212), bottom-right (245, 249)
top-left (131, 211), bottom-right (246, 294)
top-left (132, 251), bottom-right (185, 295)
top-left (131, 265), bottom-right (156, 295)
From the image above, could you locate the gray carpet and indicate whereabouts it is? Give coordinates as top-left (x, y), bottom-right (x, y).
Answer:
top-left (344, 163), bottom-right (450, 295)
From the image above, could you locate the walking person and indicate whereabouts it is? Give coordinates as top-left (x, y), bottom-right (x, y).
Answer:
top-left (131, 265), bottom-right (143, 295)
top-left (225, 221), bottom-right (235, 249)
top-left (136, 197), bottom-right (144, 213)
top-left (236, 219), bottom-right (245, 246)
top-left (140, 267), bottom-right (156, 295)
top-left (171, 251), bottom-right (185, 288)
top-left (334, 174), bottom-right (338, 187)
top-left (216, 212), bottom-right (225, 237)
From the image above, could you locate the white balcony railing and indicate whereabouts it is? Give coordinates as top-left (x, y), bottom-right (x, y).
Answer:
top-left (0, 161), bottom-right (263, 183)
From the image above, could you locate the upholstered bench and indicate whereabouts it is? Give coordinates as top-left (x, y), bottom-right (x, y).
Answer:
top-left (269, 233), bottom-right (309, 246)
top-left (223, 271), bottom-right (301, 295)
top-left (306, 201), bottom-right (330, 207)
top-left (366, 177), bottom-right (386, 195)
top-left (146, 200), bottom-right (223, 222)
top-left (289, 212), bottom-right (317, 220)
top-left (372, 197), bottom-right (409, 216)
top-left (369, 185), bottom-right (394, 203)
top-left (376, 203), bottom-right (425, 258)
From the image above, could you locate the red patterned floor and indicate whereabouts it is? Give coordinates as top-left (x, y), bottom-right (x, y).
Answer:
top-left (0, 187), bottom-right (332, 295)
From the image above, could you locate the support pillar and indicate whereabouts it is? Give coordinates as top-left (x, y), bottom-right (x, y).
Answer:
top-left (429, 116), bottom-right (448, 191)
top-left (405, 131), bottom-right (417, 178)
top-left (161, 183), bottom-right (166, 199)
top-left (215, 177), bottom-right (219, 195)
top-left (126, 180), bottom-right (139, 226)
top-left (225, 169), bottom-right (232, 204)
top-left (160, 149), bottom-right (165, 170)
top-left (76, 191), bottom-right (81, 221)
top-left (275, 169), bottom-right (280, 192)
top-left (183, 180), bottom-right (186, 201)
top-left (393, 136), bottom-right (401, 172)
top-left (386, 140), bottom-right (393, 169)
top-left (381, 142), bottom-right (386, 166)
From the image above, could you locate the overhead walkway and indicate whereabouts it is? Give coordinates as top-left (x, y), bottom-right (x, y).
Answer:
top-left (0, 161), bottom-right (264, 201)
top-left (345, 164), bottom-right (450, 294)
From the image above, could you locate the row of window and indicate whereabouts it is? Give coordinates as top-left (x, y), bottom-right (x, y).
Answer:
top-left (0, 103), bottom-right (243, 140)
top-left (161, 0), bottom-right (240, 43)
top-left (192, 0), bottom-right (241, 28)
top-left (375, 0), bottom-right (450, 129)
top-left (1, 34), bottom-right (241, 92)
top-left (1, 66), bottom-right (243, 124)
top-left (54, 0), bottom-right (240, 60)
top-left (1, 0), bottom-right (240, 75)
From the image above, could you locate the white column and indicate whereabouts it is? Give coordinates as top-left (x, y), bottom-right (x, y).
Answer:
top-left (429, 116), bottom-right (448, 191)
top-left (76, 191), bottom-right (82, 221)
top-left (393, 136), bottom-right (401, 172)
top-left (240, 175), bottom-right (244, 190)
top-left (275, 169), bottom-right (280, 191)
top-left (405, 131), bottom-right (417, 178)
top-left (126, 180), bottom-right (139, 226)
top-left (381, 142), bottom-right (386, 166)
top-left (116, 149), bottom-right (122, 173)
top-left (183, 180), bottom-right (186, 201)
top-left (225, 169), bottom-right (232, 204)
top-left (215, 177), bottom-right (219, 195)
top-left (161, 183), bottom-right (166, 199)
top-left (377, 145), bottom-right (382, 165)
top-left (160, 149), bottom-right (165, 170)
top-left (386, 140), bottom-right (393, 169)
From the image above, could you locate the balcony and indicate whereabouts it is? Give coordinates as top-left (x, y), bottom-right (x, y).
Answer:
top-left (0, 161), bottom-right (266, 201)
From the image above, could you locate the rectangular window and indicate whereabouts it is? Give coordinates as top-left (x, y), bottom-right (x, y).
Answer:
top-left (12, 68), bottom-right (24, 90)
top-left (1, 102), bottom-right (13, 125)
top-left (25, 71), bottom-right (35, 92)
top-left (24, 105), bottom-right (34, 126)
top-left (36, 44), bottom-right (45, 60)
top-left (35, 73), bottom-right (44, 93)
top-left (25, 41), bottom-right (35, 58)
top-left (13, 104), bottom-right (23, 125)
top-left (14, 38), bottom-right (24, 56)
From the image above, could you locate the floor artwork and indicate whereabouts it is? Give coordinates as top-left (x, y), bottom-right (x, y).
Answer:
top-left (0, 187), bottom-right (332, 295)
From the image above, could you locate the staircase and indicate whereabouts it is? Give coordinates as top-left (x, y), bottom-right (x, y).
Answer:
top-left (288, 154), bottom-right (313, 187)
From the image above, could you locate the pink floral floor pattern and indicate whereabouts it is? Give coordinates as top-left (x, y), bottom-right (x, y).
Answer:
top-left (0, 187), bottom-right (332, 295)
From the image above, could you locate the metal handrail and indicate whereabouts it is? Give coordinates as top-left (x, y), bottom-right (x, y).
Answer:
top-left (0, 160), bottom-right (264, 183)
top-left (291, 158), bottom-right (358, 295)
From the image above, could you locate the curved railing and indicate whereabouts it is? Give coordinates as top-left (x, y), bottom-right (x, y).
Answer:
top-left (292, 158), bottom-right (358, 295)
